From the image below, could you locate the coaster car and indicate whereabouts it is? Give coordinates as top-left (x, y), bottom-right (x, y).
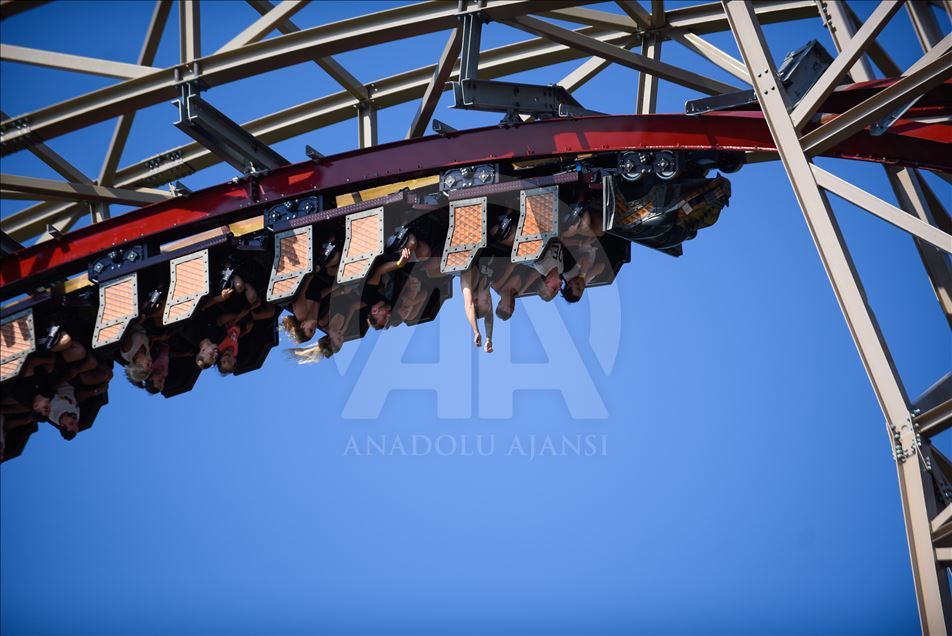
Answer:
top-left (604, 174), bottom-right (731, 253)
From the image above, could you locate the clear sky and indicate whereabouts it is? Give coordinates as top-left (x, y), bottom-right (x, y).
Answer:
top-left (1, 1), bottom-right (950, 634)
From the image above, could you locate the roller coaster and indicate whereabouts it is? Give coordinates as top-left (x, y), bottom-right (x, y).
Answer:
top-left (1, 0), bottom-right (950, 630)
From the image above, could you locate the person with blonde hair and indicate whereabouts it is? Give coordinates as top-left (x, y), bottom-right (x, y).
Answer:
top-left (281, 272), bottom-right (329, 344)
top-left (286, 289), bottom-right (360, 365)
top-left (288, 335), bottom-right (337, 365)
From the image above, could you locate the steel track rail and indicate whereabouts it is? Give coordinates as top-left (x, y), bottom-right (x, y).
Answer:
top-left (1, 112), bottom-right (947, 298)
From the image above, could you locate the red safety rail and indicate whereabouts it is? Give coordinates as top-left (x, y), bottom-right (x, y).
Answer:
top-left (1, 111), bottom-right (948, 298)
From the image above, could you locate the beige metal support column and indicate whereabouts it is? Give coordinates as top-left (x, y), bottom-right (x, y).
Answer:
top-left (357, 101), bottom-right (378, 148)
top-left (907, 0), bottom-right (943, 50)
top-left (818, 1), bottom-right (952, 327)
top-left (722, 1), bottom-right (951, 632)
top-left (636, 33), bottom-right (661, 114)
top-left (245, 0), bottom-right (369, 100)
top-left (179, 0), bottom-right (201, 66)
top-left (99, 1), bottom-right (172, 188)
top-left (407, 28), bottom-right (462, 139)
top-left (816, 0), bottom-right (876, 80)
top-left (887, 166), bottom-right (952, 327)
top-left (216, 0), bottom-right (307, 53)
top-left (557, 35), bottom-right (641, 92)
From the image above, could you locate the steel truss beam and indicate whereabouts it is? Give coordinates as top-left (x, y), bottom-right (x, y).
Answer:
top-left (907, 0), bottom-right (943, 51)
top-left (2, 23), bottom-right (641, 240)
top-left (502, 14), bottom-right (740, 95)
top-left (175, 86), bottom-right (289, 173)
top-left (0, 0), bottom-right (586, 156)
top-left (651, 0), bottom-right (665, 27)
top-left (842, 1), bottom-right (904, 77)
top-left (357, 101), bottom-right (377, 148)
top-left (99, 0), bottom-right (172, 188)
top-left (668, 29), bottom-right (750, 83)
top-left (1, 201), bottom-right (82, 241)
top-left (791, 0), bottom-right (904, 130)
top-left (636, 33), bottom-right (661, 114)
top-left (0, 110), bottom-right (90, 184)
top-left (933, 503), bottom-right (952, 534)
top-left (917, 398), bottom-right (952, 438)
top-left (552, 1), bottom-right (818, 36)
top-left (614, 1), bottom-right (650, 28)
top-left (217, 0), bottom-right (307, 53)
top-left (558, 35), bottom-right (641, 92)
top-left (1, 1), bottom-right (818, 243)
top-left (811, 165), bottom-right (952, 253)
top-left (0, 174), bottom-right (171, 206)
top-left (816, 0), bottom-right (878, 81)
top-left (887, 166), bottom-right (952, 327)
top-left (799, 45), bottom-right (952, 157)
top-left (179, 0), bottom-right (200, 64)
top-left (245, 0), bottom-right (369, 101)
top-left (102, 26), bottom-right (637, 187)
top-left (723, 2), bottom-right (952, 632)
top-left (817, 6), bottom-right (952, 330)
top-left (0, 44), bottom-right (160, 79)
top-left (407, 28), bottom-right (462, 139)
top-left (915, 373), bottom-right (951, 420)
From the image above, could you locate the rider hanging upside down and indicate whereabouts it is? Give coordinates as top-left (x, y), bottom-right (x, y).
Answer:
top-left (363, 227), bottom-right (427, 330)
top-left (287, 287), bottom-right (362, 364)
top-left (559, 238), bottom-right (607, 304)
top-left (460, 259), bottom-right (494, 354)
top-left (216, 317), bottom-right (254, 376)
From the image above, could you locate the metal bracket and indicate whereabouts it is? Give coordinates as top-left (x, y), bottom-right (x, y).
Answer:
top-left (432, 119), bottom-right (457, 136)
top-left (140, 150), bottom-right (193, 188)
top-left (264, 196), bottom-right (322, 230)
top-left (305, 145), bottom-right (324, 162)
top-left (451, 78), bottom-right (603, 121)
top-left (0, 115), bottom-right (39, 155)
top-left (685, 40), bottom-right (834, 115)
top-left (88, 244), bottom-right (148, 284)
top-left (169, 180), bottom-right (192, 197)
top-left (0, 230), bottom-right (23, 256)
top-left (892, 416), bottom-right (921, 464)
top-left (870, 96), bottom-right (923, 136)
top-left (451, 9), bottom-right (598, 121)
top-left (174, 82), bottom-right (289, 175)
top-left (921, 444), bottom-right (952, 506)
top-left (440, 164), bottom-right (497, 193)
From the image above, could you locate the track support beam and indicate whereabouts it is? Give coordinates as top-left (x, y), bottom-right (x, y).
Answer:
top-left (357, 101), bottom-right (378, 148)
top-left (0, 174), bottom-right (171, 206)
top-left (174, 83), bottom-right (289, 174)
top-left (722, 1), bottom-right (952, 632)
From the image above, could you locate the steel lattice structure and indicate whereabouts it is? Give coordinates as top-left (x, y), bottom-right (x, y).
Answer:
top-left (0, 0), bottom-right (950, 630)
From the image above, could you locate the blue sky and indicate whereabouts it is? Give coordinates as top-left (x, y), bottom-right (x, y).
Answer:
top-left (1, 1), bottom-right (950, 634)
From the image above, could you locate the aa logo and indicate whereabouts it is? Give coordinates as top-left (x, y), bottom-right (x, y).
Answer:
top-left (328, 285), bottom-right (622, 420)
